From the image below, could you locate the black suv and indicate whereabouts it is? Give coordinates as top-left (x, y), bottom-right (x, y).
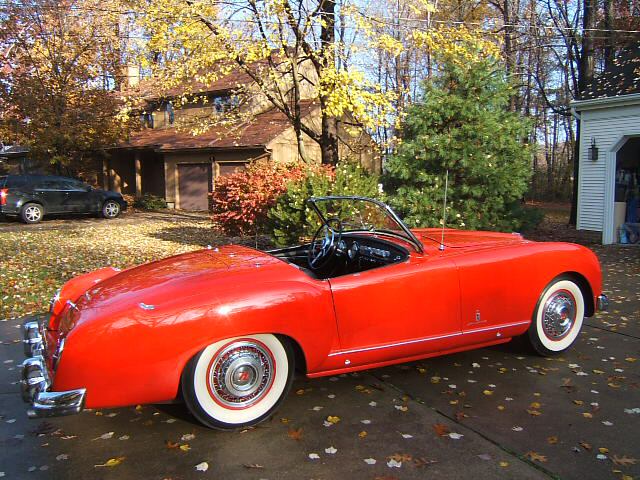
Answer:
top-left (0, 175), bottom-right (127, 224)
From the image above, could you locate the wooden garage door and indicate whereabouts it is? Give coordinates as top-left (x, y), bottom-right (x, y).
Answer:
top-left (177, 163), bottom-right (211, 211)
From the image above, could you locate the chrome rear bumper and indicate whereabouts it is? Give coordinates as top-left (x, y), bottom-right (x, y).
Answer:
top-left (597, 294), bottom-right (609, 312)
top-left (20, 315), bottom-right (85, 418)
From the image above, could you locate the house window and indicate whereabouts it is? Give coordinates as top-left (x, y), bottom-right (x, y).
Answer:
top-left (213, 95), bottom-right (239, 113)
top-left (166, 102), bottom-right (175, 125)
top-left (140, 112), bottom-right (154, 129)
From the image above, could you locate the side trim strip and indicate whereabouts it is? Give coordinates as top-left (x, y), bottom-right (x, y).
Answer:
top-left (328, 320), bottom-right (530, 357)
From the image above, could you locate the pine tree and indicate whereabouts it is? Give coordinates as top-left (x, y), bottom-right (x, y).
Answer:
top-left (383, 48), bottom-right (532, 232)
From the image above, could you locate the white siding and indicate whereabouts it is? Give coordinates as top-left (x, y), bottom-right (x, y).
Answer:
top-left (577, 104), bottom-right (640, 233)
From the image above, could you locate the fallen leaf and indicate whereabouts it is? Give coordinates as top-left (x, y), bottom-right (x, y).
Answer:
top-left (388, 453), bottom-right (412, 462)
top-left (325, 446), bottom-right (337, 454)
top-left (413, 457), bottom-right (438, 467)
top-left (599, 447), bottom-right (610, 454)
top-left (364, 458), bottom-right (377, 465)
top-left (326, 415), bottom-right (340, 424)
top-left (579, 441), bottom-right (592, 451)
top-left (243, 463), bottom-right (264, 469)
top-left (432, 423), bottom-right (450, 437)
top-left (547, 436), bottom-right (558, 445)
top-left (95, 457), bottom-right (125, 468)
top-left (358, 431), bottom-right (368, 439)
top-left (308, 453), bottom-right (320, 460)
top-left (527, 409), bottom-right (542, 416)
top-left (499, 461), bottom-right (509, 467)
top-left (194, 461), bottom-right (209, 472)
top-left (165, 440), bottom-right (180, 449)
top-left (582, 412), bottom-right (593, 419)
top-left (612, 455), bottom-right (638, 467)
top-left (287, 428), bottom-right (303, 441)
top-left (525, 451), bottom-right (547, 463)
top-left (448, 432), bottom-right (464, 440)
top-left (179, 444), bottom-right (191, 452)
top-left (483, 390), bottom-right (494, 396)
top-left (181, 433), bottom-right (195, 442)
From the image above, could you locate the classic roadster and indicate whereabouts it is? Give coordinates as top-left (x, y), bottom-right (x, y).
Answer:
top-left (20, 196), bottom-right (608, 430)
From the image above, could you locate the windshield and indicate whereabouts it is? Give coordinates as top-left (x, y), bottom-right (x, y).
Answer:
top-left (308, 196), bottom-right (423, 252)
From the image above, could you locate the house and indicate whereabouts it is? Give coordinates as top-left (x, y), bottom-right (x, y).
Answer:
top-left (105, 63), bottom-right (380, 211)
top-left (571, 47), bottom-right (640, 244)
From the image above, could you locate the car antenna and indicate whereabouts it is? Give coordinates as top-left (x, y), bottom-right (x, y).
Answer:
top-left (439, 169), bottom-right (449, 252)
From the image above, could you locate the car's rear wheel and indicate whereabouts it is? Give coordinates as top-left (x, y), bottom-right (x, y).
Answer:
top-left (102, 200), bottom-right (121, 219)
top-left (527, 278), bottom-right (585, 356)
top-left (181, 334), bottom-right (294, 430)
top-left (20, 203), bottom-right (44, 224)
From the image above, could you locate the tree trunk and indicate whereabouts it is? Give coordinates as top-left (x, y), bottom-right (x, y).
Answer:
top-left (570, 0), bottom-right (596, 225)
top-left (319, 0), bottom-right (339, 166)
top-left (503, 0), bottom-right (517, 111)
top-left (603, 0), bottom-right (615, 69)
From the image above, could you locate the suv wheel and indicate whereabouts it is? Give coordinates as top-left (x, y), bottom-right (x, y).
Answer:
top-left (102, 200), bottom-right (121, 219)
top-left (21, 203), bottom-right (44, 224)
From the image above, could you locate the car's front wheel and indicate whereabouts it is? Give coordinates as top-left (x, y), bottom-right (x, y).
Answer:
top-left (181, 334), bottom-right (294, 430)
top-left (102, 200), bottom-right (121, 219)
top-left (20, 203), bottom-right (44, 224)
top-left (527, 277), bottom-right (585, 356)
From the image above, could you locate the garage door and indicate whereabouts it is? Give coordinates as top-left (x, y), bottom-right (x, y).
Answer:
top-left (177, 163), bottom-right (211, 211)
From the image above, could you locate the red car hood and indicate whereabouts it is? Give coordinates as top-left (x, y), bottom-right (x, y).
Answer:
top-left (413, 228), bottom-right (528, 249)
top-left (71, 245), bottom-right (293, 322)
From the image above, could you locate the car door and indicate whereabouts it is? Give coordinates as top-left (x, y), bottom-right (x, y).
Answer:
top-left (32, 177), bottom-right (68, 213)
top-left (327, 252), bottom-right (460, 369)
top-left (455, 250), bottom-right (534, 343)
top-left (61, 179), bottom-right (94, 212)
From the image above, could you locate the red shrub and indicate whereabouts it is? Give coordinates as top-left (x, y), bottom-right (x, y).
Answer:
top-left (211, 160), bottom-right (307, 235)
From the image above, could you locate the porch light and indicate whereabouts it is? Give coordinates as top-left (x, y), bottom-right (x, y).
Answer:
top-left (588, 138), bottom-right (598, 162)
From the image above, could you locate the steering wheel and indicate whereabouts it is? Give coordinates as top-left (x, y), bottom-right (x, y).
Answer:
top-left (308, 218), bottom-right (342, 271)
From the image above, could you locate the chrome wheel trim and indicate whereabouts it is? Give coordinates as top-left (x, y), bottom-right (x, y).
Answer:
top-left (542, 289), bottom-right (576, 340)
top-left (25, 205), bottom-right (42, 222)
top-left (104, 201), bottom-right (119, 217)
top-left (208, 341), bottom-right (274, 408)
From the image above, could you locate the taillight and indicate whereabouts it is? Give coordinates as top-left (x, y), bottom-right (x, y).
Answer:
top-left (0, 188), bottom-right (7, 206)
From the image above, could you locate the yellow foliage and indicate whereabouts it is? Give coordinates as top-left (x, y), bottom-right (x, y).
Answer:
top-left (412, 25), bottom-right (501, 66)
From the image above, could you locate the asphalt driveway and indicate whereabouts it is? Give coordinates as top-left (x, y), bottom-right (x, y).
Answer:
top-left (0, 219), bottom-right (638, 479)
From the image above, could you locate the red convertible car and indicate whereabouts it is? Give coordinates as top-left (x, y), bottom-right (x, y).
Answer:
top-left (21, 196), bottom-right (608, 429)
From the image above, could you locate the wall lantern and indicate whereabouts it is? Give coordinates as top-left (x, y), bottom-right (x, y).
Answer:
top-left (588, 138), bottom-right (599, 161)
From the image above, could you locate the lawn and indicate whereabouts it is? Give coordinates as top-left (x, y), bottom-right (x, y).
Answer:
top-left (0, 216), bottom-right (236, 319)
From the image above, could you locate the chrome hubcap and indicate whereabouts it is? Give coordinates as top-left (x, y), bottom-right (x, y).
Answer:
top-left (25, 206), bottom-right (41, 222)
top-left (209, 341), bottom-right (274, 408)
top-left (542, 290), bottom-right (576, 339)
top-left (105, 202), bottom-right (119, 217)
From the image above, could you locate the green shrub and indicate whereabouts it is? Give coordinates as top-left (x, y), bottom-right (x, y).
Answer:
top-left (383, 41), bottom-right (532, 232)
top-left (268, 161), bottom-right (380, 246)
top-left (134, 194), bottom-right (167, 210)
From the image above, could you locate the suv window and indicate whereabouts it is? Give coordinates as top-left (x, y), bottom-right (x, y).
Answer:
top-left (34, 178), bottom-right (68, 190)
top-left (3, 175), bottom-right (29, 188)
top-left (62, 179), bottom-right (89, 191)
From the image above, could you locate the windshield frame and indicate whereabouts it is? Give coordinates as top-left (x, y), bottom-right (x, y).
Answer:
top-left (307, 196), bottom-right (424, 253)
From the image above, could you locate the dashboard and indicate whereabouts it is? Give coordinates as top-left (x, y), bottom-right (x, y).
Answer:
top-left (338, 234), bottom-right (408, 272)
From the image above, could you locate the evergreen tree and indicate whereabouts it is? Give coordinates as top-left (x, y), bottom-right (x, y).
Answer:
top-left (383, 46), bottom-right (532, 232)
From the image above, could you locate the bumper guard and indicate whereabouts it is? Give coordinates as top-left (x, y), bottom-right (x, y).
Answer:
top-left (20, 315), bottom-right (86, 418)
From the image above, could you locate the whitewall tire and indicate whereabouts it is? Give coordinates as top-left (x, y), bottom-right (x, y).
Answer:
top-left (181, 334), bottom-right (294, 430)
top-left (528, 278), bottom-right (585, 356)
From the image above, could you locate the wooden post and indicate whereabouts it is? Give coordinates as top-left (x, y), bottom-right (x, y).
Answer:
top-left (134, 151), bottom-right (142, 197)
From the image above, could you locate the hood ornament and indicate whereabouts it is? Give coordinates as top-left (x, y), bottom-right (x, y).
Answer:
top-left (139, 303), bottom-right (155, 311)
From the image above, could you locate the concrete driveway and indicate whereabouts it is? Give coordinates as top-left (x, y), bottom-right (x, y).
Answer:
top-left (0, 243), bottom-right (637, 479)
